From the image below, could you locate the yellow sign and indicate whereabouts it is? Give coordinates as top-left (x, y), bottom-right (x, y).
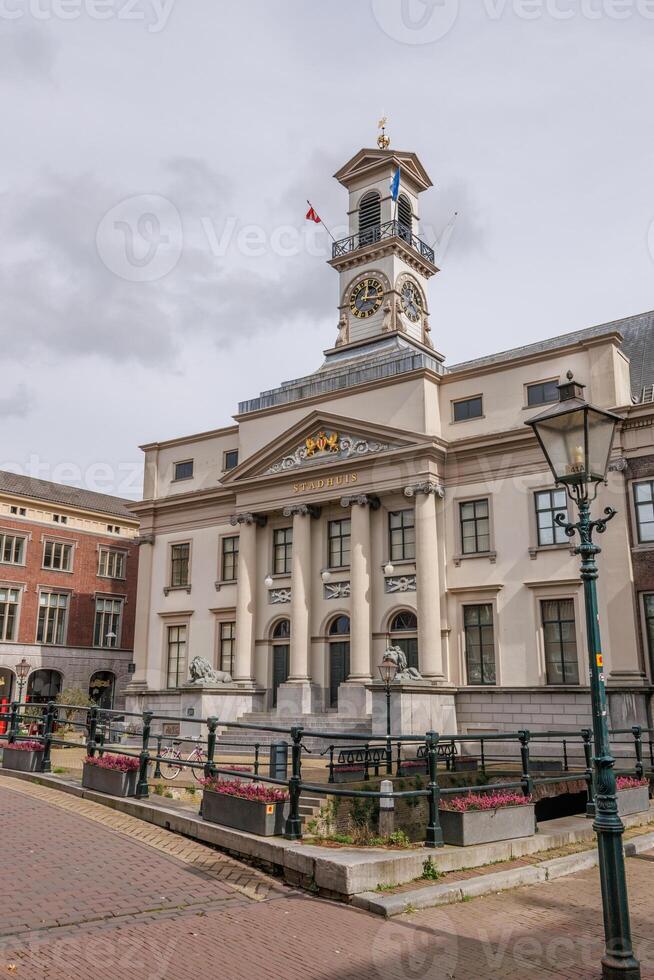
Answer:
top-left (293, 473), bottom-right (358, 494)
top-left (596, 654), bottom-right (603, 668)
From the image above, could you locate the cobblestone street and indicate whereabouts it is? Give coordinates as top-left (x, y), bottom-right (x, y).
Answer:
top-left (1, 778), bottom-right (653, 980)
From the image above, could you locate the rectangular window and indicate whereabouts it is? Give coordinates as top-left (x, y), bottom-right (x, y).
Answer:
top-left (52, 514), bottom-right (68, 525)
top-left (273, 527), bottom-right (293, 575)
top-left (219, 621), bottom-right (236, 675)
top-left (221, 536), bottom-right (239, 581)
top-left (107, 525), bottom-right (121, 534)
top-left (634, 481), bottom-right (654, 543)
top-left (0, 533), bottom-right (26, 565)
top-left (170, 543), bottom-right (190, 587)
top-left (37, 591), bottom-right (69, 645)
top-left (535, 489), bottom-right (568, 546)
top-left (453, 396), bottom-right (483, 422)
top-left (93, 597), bottom-right (123, 648)
top-left (98, 548), bottom-right (126, 579)
top-left (541, 599), bottom-right (579, 685)
top-left (464, 604), bottom-right (496, 685)
top-left (460, 499), bottom-right (490, 554)
top-left (43, 540), bottom-right (73, 571)
top-left (167, 624), bottom-right (188, 688)
top-left (389, 510), bottom-right (416, 562)
top-left (224, 450), bottom-right (239, 471)
top-left (10, 506), bottom-right (26, 517)
top-left (644, 595), bottom-right (654, 667)
top-left (173, 459), bottom-right (194, 481)
top-left (527, 380), bottom-right (559, 407)
top-left (328, 518), bottom-right (351, 568)
top-left (0, 587), bottom-right (20, 641)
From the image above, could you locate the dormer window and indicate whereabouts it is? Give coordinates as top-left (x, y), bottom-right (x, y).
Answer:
top-left (358, 191), bottom-right (381, 246)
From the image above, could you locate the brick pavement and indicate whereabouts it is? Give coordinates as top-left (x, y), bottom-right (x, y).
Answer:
top-left (1, 778), bottom-right (653, 980)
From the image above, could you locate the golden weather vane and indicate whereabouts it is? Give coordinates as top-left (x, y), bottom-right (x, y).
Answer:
top-left (377, 116), bottom-right (390, 150)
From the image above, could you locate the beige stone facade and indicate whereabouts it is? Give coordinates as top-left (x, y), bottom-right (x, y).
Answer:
top-left (127, 145), bottom-right (654, 736)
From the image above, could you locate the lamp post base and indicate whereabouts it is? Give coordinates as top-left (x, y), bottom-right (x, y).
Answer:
top-left (602, 956), bottom-right (641, 979)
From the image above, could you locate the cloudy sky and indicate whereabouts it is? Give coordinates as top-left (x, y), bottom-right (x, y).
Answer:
top-left (1, 0), bottom-right (653, 498)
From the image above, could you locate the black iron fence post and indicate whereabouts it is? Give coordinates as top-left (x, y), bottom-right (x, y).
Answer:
top-left (285, 726), bottom-right (303, 841)
top-left (563, 739), bottom-right (569, 772)
top-left (86, 705), bottom-right (99, 758)
top-left (8, 702), bottom-right (19, 744)
top-left (254, 743), bottom-right (260, 777)
top-left (519, 730), bottom-right (533, 798)
top-left (364, 743), bottom-right (370, 781)
top-left (395, 742), bottom-right (402, 776)
top-left (96, 713), bottom-right (106, 758)
top-left (582, 727), bottom-right (596, 818)
top-left (632, 726), bottom-right (644, 783)
top-left (205, 717), bottom-right (218, 779)
top-left (425, 730), bottom-right (443, 849)
top-left (40, 701), bottom-right (56, 773)
top-left (480, 738), bottom-right (486, 775)
top-left (136, 711), bottom-right (153, 799)
top-left (153, 735), bottom-right (163, 779)
top-left (328, 745), bottom-right (335, 784)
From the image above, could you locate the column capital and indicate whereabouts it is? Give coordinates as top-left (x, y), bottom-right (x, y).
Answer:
top-left (403, 482), bottom-right (445, 499)
top-left (340, 493), bottom-right (381, 510)
top-left (282, 503), bottom-right (321, 519)
top-left (230, 512), bottom-right (267, 527)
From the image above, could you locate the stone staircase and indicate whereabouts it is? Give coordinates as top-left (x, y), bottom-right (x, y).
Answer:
top-left (217, 711), bottom-right (373, 753)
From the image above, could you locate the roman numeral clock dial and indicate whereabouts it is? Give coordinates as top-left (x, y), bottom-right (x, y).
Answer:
top-left (350, 277), bottom-right (384, 318)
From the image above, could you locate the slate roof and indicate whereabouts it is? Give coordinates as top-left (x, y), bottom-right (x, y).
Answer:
top-left (448, 310), bottom-right (654, 402)
top-left (0, 470), bottom-right (138, 520)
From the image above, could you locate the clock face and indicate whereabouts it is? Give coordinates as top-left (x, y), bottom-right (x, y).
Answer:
top-left (350, 277), bottom-right (384, 319)
top-left (400, 281), bottom-right (422, 323)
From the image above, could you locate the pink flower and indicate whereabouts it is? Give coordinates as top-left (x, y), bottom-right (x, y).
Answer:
top-left (440, 791), bottom-right (532, 812)
top-left (84, 753), bottom-right (140, 773)
top-left (616, 776), bottom-right (649, 791)
top-left (4, 741), bottom-right (43, 752)
top-left (201, 778), bottom-right (288, 803)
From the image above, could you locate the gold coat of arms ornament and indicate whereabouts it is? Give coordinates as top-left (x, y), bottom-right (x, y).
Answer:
top-left (305, 431), bottom-right (339, 457)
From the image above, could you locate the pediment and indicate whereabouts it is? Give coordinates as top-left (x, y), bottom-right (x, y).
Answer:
top-left (333, 149), bottom-right (433, 192)
top-left (224, 412), bottom-right (427, 484)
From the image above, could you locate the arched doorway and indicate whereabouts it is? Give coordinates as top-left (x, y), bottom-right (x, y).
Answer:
top-left (271, 619), bottom-right (290, 708)
top-left (89, 671), bottom-right (116, 710)
top-left (26, 669), bottom-right (62, 705)
top-left (328, 615), bottom-right (350, 708)
top-left (389, 611), bottom-right (419, 672)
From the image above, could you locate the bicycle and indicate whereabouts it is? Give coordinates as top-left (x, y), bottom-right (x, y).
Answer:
top-left (159, 738), bottom-right (207, 781)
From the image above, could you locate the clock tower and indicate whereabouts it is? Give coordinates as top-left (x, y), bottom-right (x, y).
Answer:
top-left (328, 141), bottom-right (439, 351)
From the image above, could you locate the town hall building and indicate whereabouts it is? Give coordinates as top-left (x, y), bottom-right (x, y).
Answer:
top-left (127, 140), bottom-right (654, 738)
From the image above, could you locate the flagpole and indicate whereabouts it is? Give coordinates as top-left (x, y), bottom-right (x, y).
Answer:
top-left (306, 200), bottom-right (337, 243)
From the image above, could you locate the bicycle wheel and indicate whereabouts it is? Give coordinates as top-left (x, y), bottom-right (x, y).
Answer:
top-left (160, 747), bottom-right (182, 779)
top-left (190, 749), bottom-right (207, 782)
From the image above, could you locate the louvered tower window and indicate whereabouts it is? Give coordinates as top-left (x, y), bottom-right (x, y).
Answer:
top-left (397, 194), bottom-right (413, 243)
top-left (358, 191), bottom-right (381, 245)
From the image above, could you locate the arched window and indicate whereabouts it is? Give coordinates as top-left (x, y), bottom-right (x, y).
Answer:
top-left (271, 619), bottom-right (290, 707)
top-left (89, 670), bottom-right (116, 710)
top-left (328, 615), bottom-right (350, 707)
top-left (0, 669), bottom-right (15, 719)
top-left (26, 669), bottom-right (62, 705)
top-left (329, 615), bottom-right (350, 636)
top-left (358, 192), bottom-right (381, 245)
top-left (272, 619), bottom-right (291, 640)
top-left (389, 611), bottom-right (419, 671)
top-left (397, 194), bottom-right (413, 242)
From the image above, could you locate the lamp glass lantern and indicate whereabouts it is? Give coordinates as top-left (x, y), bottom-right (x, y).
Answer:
top-left (378, 660), bottom-right (398, 686)
top-left (15, 658), bottom-right (31, 682)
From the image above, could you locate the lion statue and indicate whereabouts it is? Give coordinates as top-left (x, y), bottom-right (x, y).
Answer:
top-left (188, 656), bottom-right (232, 685)
top-left (382, 645), bottom-right (422, 681)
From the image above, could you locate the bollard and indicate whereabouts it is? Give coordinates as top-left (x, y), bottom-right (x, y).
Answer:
top-left (518, 730), bottom-right (533, 798)
top-left (40, 701), bottom-right (56, 773)
top-left (582, 727), bottom-right (595, 818)
top-left (285, 726), bottom-right (303, 840)
top-left (378, 779), bottom-right (395, 838)
top-left (425, 730), bottom-right (443, 848)
top-left (632, 726), bottom-right (644, 783)
top-left (86, 705), bottom-right (99, 758)
top-left (136, 711), bottom-right (153, 799)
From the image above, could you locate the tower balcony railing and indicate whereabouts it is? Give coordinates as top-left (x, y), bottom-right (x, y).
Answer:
top-left (331, 219), bottom-right (435, 264)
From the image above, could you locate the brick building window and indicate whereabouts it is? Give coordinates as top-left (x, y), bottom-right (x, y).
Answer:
top-left (52, 514), bottom-right (68, 525)
top-left (328, 518), bottom-right (351, 568)
top-left (10, 506), bottom-right (27, 516)
top-left (535, 489), bottom-right (568, 546)
top-left (221, 536), bottom-right (239, 581)
top-left (634, 481), bottom-right (654, 542)
top-left (460, 499), bottom-right (490, 554)
top-left (273, 527), bottom-right (293, 575)
top-left (541, 599), bottom-right (579, 684)
top-left (170, 543), bottom-right (190, 587)
top-left (389, 510), bottom-right (415, 562)
top-left (98, 548), bottom-right (126, 579)
top-left (219, 621), bottom-right (236, 675)
top-left (167, 624), bottom-right (188, 688)
top-left (94, 597), bottom-right (123, 648)
top-left (0, 587), bottom-right (20, 641)
top-left (36, 591), bottom-right (69, 645)
top-left (464, 604), bottom-right (496, 685)
top-left (0, 533), bottom-right (26, 565)
top-left (43, 541), bottom-right (73, 572)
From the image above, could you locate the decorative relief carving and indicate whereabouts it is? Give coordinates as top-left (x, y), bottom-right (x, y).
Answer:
top-left (403, 482), bottom-right (445, 498)
top-left (608, 457), bottom-right (628, 473)
top-left (335, 313), bottom-right (350, 348)
top-left (265, 433), bottom-right (392, 475)
top-left (230, 513), bottom-right (267, 527)
top-left (324, 581), bottom-right (351, 600)
top-left (384, 575), bottom-right (417, 594)
top-left (269, 589), bottom-right (292, 605)
top-left (282, 504), bottom-right (321, 519)
top-left (340, 494), bottom-right (381, 509)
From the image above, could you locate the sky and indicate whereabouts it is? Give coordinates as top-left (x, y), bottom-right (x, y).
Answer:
top-left (1, 0), bottom-right (653, 499)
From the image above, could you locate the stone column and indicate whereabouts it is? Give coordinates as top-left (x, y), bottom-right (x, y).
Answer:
top-left (404, 482), bottom-right (446, 683)
top-left (343, 494), bottom-right (379, 682)
top-left (231, 513), bottom-right (264, 686)
top-left (124, 533), bottom-right (155, 705)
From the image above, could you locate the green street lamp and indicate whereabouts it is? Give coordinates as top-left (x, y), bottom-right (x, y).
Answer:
top-left (527, 371), bottom-right (640, 980)
top-left (378, 654), bottom-right (398, 775)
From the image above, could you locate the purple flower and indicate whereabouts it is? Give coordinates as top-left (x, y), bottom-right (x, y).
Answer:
top-left (440, 791), bottom-right (532, 812)
top-left (616, 776), bottom-right (649, 791)
top-left (201, 778), bottom-right (288, 803)
top-left (4, 741), bottom-right (43, 752)
top-left (84, 753), bottom-right (140, 773)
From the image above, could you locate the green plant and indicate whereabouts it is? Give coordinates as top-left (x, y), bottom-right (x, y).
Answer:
top-left (153, 783), bottom-right (165, 796)
top-left (56, 688), bottom-right (94, 724)
top-left (387, 830), bottom-right (412, 848)
top-left (185, 785), bottom-right (197, 796)
top-left (306, 818), bottom-right (318, 834)
top-left (53, 767), bottom-right (66, 774)
top-left (164, 790), bottom-right (173, 799)
top-left (422, 857), bottom-right (443, 881)
top-left (375, 882), bottom-right (400, 892)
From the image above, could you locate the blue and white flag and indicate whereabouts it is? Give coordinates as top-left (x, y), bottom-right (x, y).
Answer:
top-left (390, 166), bottom-right (401, 202)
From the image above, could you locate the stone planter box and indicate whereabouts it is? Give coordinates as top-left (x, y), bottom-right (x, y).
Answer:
top-left (617, 786), bottom-right (650, 817)
top-left (399, 761), bottom-right (428, 776)
top-left (81, 762), bottom-right (138, 797)
top-left (453, 757), bottom-right (478, 773)
top-left (333, 767), bottom-right (366, 783)
top-left (1, 747), bottom-right (43, 773)
top-left (202, 789), bottom-right (289, 836)
top-left (439, 804), bottom-right (536, 847)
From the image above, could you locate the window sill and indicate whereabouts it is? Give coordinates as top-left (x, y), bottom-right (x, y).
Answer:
top-left (453, 551), bottom-right (497, 567)
top-left (163, 585), bottom-right (192, 596)
top-left (385, 560), bottom-right (416, 572)
top-left (0, 560), bottom-right (26, 568)
top-left (215, 579), bottom-right (237, 591)
top-left (528, 543), bottom-right (576, 560)
top-left (41, 567), bottom-right (74, 574)
top-left (97, 575), bottom-right (127, 581)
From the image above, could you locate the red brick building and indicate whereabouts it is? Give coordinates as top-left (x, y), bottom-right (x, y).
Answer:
top-left (0, 471), bottom-right (140, 711)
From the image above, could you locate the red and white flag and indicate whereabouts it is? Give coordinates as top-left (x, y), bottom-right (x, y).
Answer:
top-left (305, 205), bottom-right (321, 223)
